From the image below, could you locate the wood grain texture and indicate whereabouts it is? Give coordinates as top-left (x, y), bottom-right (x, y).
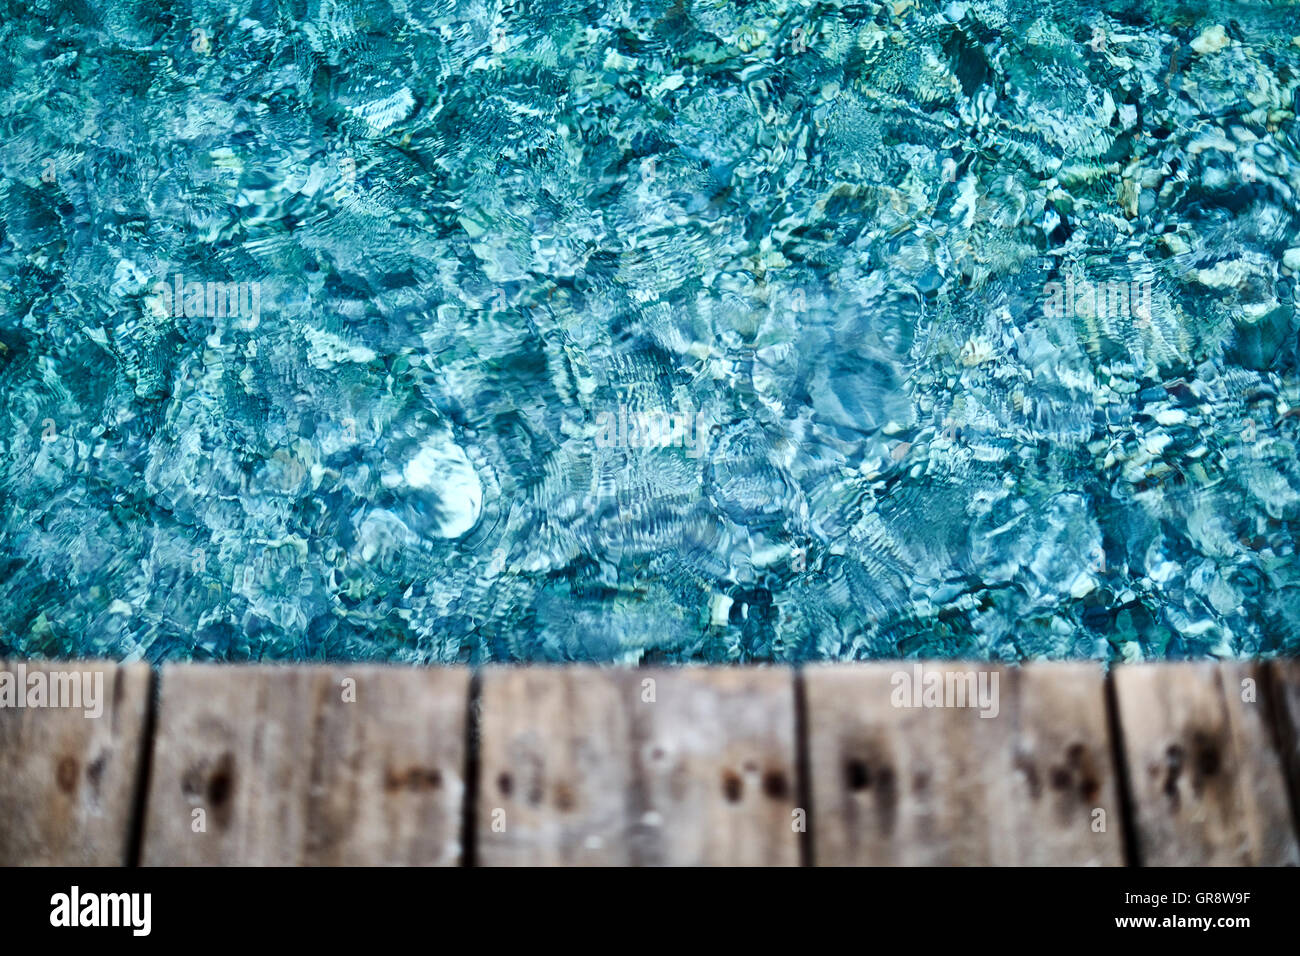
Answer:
top-left (475, 667), bottom-right (633, 866)
top-left (1113, 661), bottom-right (1299, 866)
top-left (1271, 660), bottom-right (1300, 845)
top-left (475, 667), bottom-right (799, 866)
top-left (0, 660), bottom-right (151, 865)
top-left (805, 662), bottom-right (1122, 865)
top-left (6, 659), bottom-right (1298, 867)
top-left (141, 664), bottom-right (468, 865)
top-left (636, 668), bottom-right (800, 866)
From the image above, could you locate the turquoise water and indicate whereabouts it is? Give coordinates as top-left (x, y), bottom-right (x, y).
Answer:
top-left (1, 1), bottom-right (1299, 663)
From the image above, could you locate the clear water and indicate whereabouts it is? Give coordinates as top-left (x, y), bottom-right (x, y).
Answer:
top-left (2, 1), bottom-right (1299, 663)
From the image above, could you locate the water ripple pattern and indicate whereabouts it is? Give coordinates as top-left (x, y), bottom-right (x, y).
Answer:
top-left (2, 1), bottom-right (1300, 663)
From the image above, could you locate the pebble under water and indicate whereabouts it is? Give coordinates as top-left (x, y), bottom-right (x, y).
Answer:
top-left (2, 1), bottom-right (1300, 664)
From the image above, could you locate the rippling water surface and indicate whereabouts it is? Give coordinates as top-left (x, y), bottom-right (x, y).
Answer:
top-left (3, 1), bottom-right (1300, 662)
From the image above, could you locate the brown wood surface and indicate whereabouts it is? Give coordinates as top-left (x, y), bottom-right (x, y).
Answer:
top-left (2, 659), bottom-right (1297, 866)
top-left (475, 667), bottom-right (799, 865)
top-left (1112, 661), bottom-right (1299, 866)
top-left (1271, 660), bottom-right (1300, 846)
top-left (0, 660), bottom-right (151, 865)
top-left (140, 664), bottom-right (468, 865)
top-left (805, 662), bottom-right (1123, 865)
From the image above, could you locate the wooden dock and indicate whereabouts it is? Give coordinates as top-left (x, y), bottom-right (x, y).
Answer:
top-left (2, 660), bottom-right (1299, 866)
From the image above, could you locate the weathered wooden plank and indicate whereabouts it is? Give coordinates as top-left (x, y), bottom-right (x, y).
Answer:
top-left (1271, 660), bottom-right (1300, 843)
top-left (1113, 661), bottom-right (1299, 866)
top-left (637, 668), bottom-right (800, 866)
top-left (805, 662), bottom-right (1122, 865)
top-left (141, 664), bottom-right (468, 865)
top-left (1000, 663), bottom-right (1124, 865)
top-left (476, 667), bottom-right (799, 866)
top-left (0, 660), bottom-right (151, 866)
top-left (475, 667), bottom-right (632, 866)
